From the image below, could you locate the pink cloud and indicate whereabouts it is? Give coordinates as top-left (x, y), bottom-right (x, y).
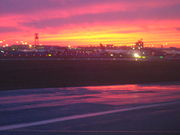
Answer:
top-left (0, 0), bottom-right (180, 47)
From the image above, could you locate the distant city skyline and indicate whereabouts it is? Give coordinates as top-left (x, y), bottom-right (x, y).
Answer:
top-left (0, 0), bottom-right (180, 47)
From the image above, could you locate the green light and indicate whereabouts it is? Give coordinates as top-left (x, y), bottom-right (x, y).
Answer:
top-left (160, 56), bottom-right (164, 59)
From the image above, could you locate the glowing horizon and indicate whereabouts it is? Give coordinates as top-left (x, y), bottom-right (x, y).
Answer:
top-left (0, 0), bottom-right (180, 47)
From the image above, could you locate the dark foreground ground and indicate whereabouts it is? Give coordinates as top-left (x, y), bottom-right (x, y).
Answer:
top-left (0, 59), bottom-right (180, 90)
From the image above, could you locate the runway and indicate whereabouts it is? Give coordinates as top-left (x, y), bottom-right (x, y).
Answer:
top-left (0, 82), bottom-right (180, 134)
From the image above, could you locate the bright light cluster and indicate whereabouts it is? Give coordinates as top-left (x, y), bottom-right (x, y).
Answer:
top-left (133, 53), bottom-right (140, 58)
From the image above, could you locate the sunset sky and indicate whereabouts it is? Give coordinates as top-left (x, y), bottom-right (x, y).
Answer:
top-left (0, 0), bottom-right (180, 47)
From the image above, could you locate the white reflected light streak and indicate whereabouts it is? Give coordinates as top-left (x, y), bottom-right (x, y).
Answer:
top-left (0, 101), bottom-right (179, 131)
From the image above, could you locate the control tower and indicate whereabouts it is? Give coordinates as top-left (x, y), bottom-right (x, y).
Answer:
top-left (135, 39), bottom-right (144, 49)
